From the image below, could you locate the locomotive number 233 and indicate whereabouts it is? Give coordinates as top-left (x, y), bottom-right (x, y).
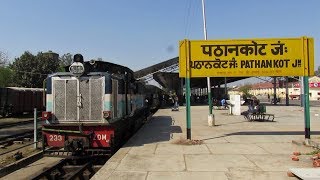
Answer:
top-left (49, 135), bottom-right (63, 141)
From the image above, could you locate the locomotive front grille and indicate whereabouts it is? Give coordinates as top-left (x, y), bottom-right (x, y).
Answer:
top-left (66, 80), bottom-right (77, 120)
top-left (54, 80), bottom-right (68, 121)
top-left (53, 77), bottom-right (104, 122)
top-left (90, 79), bottom-right (103, 120)
top-left (79, 80), bottom-right (90, 120)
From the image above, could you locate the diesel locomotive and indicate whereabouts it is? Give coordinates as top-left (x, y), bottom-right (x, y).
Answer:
top-left (41, 54), bottom-right (159, 156)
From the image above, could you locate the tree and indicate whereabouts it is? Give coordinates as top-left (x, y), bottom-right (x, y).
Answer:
top-left (239, 84), bottom-right (252, 98)
top-left (0, 51), bottom-right (9, 67)
top-left (0, 51), bottom-right (13, 87)
top-left (59, 53), bottom-right (73, 67)
top-left (11, 51), bottom-right (60, 87)
top-left (58, 53), bottom-right (73, 72)
top-left (315, 65), bottom-right (320, 76)
top-left (0, 67), bottom-right (13, 87)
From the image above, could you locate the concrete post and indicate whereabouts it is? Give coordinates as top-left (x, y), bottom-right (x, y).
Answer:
top-left (34, 108), bottom-right (38, 149)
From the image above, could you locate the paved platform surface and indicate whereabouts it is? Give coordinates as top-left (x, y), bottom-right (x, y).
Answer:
top-left (92, 105), bottom-right (320, 180)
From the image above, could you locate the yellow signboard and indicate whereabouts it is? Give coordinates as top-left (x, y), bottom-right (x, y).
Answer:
top-left (179, 37), bottom-right (314, 78)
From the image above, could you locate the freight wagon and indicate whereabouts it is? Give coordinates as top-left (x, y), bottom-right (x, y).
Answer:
top-left (0, 87), bottom-right (44, 117)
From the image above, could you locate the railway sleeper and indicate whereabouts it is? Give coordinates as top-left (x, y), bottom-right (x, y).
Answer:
top-left (62, 162), bottom-right (94, 180)
top-left (30, 158), bottom-right (103, 180)
top-left (31, 159), bottom-right (67, 180)
top-left (13, 141), bottom-right (24, 144)
top-left (44, 148), bottom-right (111, 158)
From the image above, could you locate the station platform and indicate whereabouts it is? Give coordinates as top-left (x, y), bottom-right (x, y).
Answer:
top-left (92, 105), bottom-right (320, 180)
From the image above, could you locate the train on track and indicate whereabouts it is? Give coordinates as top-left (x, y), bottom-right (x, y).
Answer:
top-left (41, 54), bottom-right (161, 156)
top-left (0, 87), bottom-right (44, 117)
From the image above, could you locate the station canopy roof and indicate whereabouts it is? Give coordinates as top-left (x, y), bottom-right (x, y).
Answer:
top-left (133, 57), bottom-right (301, 90)
top-left (152, 72), bottom-right (248, 89)
top-left (134, 57), bottom-right (179, 79)
top-left (134, 57), bottom-right (250, 90)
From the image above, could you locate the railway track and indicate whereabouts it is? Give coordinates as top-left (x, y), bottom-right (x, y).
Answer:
top-left (29, 156), bottom-right (108, 180)
top-left (1, 111), bottom-right (157, 179)
top-left (0, 119), bottom-right (38, 129)
top-left (0, 128), bottom-right (41, 146)
top-left (0, 118), bottom-right (41, 147)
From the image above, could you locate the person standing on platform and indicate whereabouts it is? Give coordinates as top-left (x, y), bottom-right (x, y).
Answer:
top-left (221, 98), bottom-right (226, 108)
top-left (172, 94), bottom-right (179, 111)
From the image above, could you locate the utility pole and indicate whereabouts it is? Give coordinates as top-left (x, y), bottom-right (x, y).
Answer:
top-left (202, 0), bottom-right (215, 126)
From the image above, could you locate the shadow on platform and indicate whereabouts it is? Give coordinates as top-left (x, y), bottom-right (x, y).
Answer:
top-left (201, 131), bottom-right (320, 141)
top-left (125, 115), bottom-right (182, 147)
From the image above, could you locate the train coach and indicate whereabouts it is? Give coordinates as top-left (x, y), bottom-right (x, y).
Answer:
top-left (41, 54), bottom-right (160, 156)
top-left (0, 87), bottom-right (44, 117)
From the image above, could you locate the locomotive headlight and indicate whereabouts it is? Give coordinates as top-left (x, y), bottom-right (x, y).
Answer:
top-left (69, 62), bottom-right (85, 76)
top-left (42, 111), bottom-right (52, 121)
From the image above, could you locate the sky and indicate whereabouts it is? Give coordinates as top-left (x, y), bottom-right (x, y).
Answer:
top-left (0, 0), bottom-right (319, 71)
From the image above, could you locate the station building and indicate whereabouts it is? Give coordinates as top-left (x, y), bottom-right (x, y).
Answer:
top-left (230, 76), bottom-right (320, 101)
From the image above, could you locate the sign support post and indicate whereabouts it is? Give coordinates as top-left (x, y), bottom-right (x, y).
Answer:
top-left (303, 37), bottom-right (312, 141)
top-left (303, 78), bottom-right (310, 140)
top-left (186, 41), bottom-right (192, 139)
top-left (186, 77), bottom-right (191, 139)
top-left (285, 76), bottom-right (289, 106)
top-left (273, 77), bottom-right (277, 105)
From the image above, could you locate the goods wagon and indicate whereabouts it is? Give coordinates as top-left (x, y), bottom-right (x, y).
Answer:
top-left (0, 87), bottom-right (44, 117)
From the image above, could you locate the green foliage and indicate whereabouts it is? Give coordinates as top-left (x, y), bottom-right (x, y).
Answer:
top-left (306, 149), bottom-right (320, 155)
top-left (59, 53), bottom-right (73, 67)
top-left (0, 51), bottom-right (9, 67)
top-left (315, 65), bottom-right (320, 76)
top-left (239, 84), bottom-right (252, 98)
top-left (57, 53), bottom-right (74, 72)
top-left (11, 51), bottom-right (60, 88)
top-left (0, 67), bottom-right (14, 87)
